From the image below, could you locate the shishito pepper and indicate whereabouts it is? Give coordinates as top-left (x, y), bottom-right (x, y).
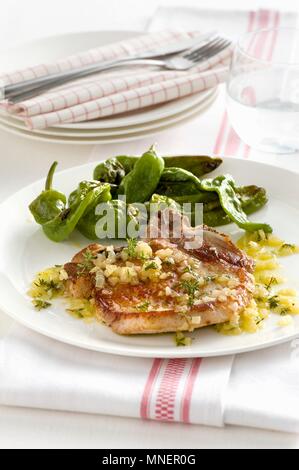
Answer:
top-left (69, 181), bottom-right (112, 239)
top-left (29, 162), bottom-right (112, 242)
top-left (29, 161), bottom-right (66, 225)
top-left (200, 174), bottom-right (272, 233)
top-left (118, 145), bottom-right (165, 203)
top-left (93, 154), bottom-right (222, 183)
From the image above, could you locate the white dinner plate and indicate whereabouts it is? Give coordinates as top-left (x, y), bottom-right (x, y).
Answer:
top-left (1, 30), bottom-right (217, 131)
top-left (0, 88), bottom-right (217, 138)
top-left (0, 91), bottom-right (217, 144)
top-left (0, 157), bottom-right (299, 358)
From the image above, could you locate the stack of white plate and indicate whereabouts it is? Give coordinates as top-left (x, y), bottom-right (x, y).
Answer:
top-left (0, 31), bottom-right (218, 144)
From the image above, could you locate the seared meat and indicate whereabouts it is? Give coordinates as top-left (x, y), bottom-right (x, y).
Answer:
top-left (64, 227), bottom-right (254, 335)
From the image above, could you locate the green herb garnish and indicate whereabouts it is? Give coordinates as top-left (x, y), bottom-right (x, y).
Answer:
top-left (279, 308), bottom-right (290, 316)
top-left (34, 278), bottom-right (60, 293)
top-left (136, 301), bottom-right (150, 312)
top-left (180, 279), bottom-right (199, 306)
top-left (265, 276), bottom-right (278, 290)
top-left (32, 299), bottom-right (51, 310)
top-left (268, 295), bottom-right (279, 309)
top-left (77, 249), bottom-right (97, 275)
top-left (280, 243), bottom-right (295, 250)
top-left (279, 243), bottom-right (296, 255)
top-left (67, 308), bottom-right (84, 318)
top-left (126, 238), bottom-right (138, 258)
top-left (144, 261), bottom-right (158, 271)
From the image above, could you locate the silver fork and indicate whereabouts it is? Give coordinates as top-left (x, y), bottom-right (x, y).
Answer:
top-left (6, 37), bottom-right (231, 104)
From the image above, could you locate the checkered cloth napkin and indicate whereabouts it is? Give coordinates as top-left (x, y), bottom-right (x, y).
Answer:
top-left (0, 30), bottom-right (230, 129)
top-left (1, 8), bottom-right (299, 434)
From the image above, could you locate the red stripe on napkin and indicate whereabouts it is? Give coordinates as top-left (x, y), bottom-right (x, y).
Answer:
top-left (140, 358), bottom-right (163, 419)
top-left (181, 358), bottom-right (202, 423)
top-left (155, 359), bottom-right (188, 421)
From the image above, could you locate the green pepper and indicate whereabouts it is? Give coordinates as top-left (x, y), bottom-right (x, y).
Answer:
top-left (156, 166), bottom-right (204, 200)
top-left (201, 185), bottom-right (268, 214)
top-left (236, 185), bottom-right (268, 214)
top-left (163, 155), bottom-right (222, 177)
top-left (68, 181), bottom-right (112, 240)
top-left (92, 158), bottom-right (126, 184)
top-left (29, 162), bottom-right (113, 242)
top-left (29, 161), bottom-right (66, 225)
top-left (93, 155), bottom-right (222, 183)
top-left (193, 185), bottom-right (268, 227)
top-left (118, 146), bottom-right (164, 203)
top-left (42, 189), bottom-right (104, 242)
top-left (115, 155), bottom-right (222, 177)
top-left (160, 167), bottom-right (202, 186)
top-left (146, 193), bottom-right (181, 212)
top-left (200, 175), bottom-right (272, 233)
top-left (93, 199), bottom-right (146, 239)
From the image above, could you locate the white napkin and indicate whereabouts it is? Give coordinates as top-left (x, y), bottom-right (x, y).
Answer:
top-left (0, 30), bottom-right (231, 130)
top-left (0, 325), bottom-right (233, 427)
top-left (1, 7), bottom-right (299, 434)
top-left (225, 342), bottom-right (299, 433)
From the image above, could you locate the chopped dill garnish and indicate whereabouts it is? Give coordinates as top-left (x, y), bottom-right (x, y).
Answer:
top-left (32, 299), bottom-right (51, 311)
top-left (126, 238), bottom-right (138, 258)
top-left (77, 249), bottom-right (97, 275)
top-left (179, 279), bottom-right (199, 306)
top-left (34, 278), bottom-right (59, 291)
top-left (280, 243), bottom-right (295, 250)
top-left (182, 266), bottom-right (192, 273)
top-left (67, 308), bottom-right (84, 318)
top-left (268, 295), bottom-right (279, 309)
top-left (144, 261), bottom-right (158, 271)
top-left (136, 301), bottom-right (150, 312)
top-left (279, 307), bottom-right (290, 316)
top-left (265, 276), bottom-right (278, 290)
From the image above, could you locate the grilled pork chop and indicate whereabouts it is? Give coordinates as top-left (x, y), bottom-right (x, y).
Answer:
top-left (64, 226), bottom-right (254, 335)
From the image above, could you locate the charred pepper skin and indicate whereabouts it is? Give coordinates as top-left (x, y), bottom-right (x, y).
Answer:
top-left (29, 161), bottom-right (66, 225)
top-left (118, 146), bottom-right (165, 203)
top-left (29, 163), bottom-right (113, 242)
top-left (93, 155), bottom-right (222, 182)
top-left (200, 175), bottom-right (272, 233)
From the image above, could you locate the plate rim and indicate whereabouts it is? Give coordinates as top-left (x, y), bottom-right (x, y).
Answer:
top-left (1, 156), bottom-right (299, 358)
top-left (0, 88), bottom-right (217, 137)
top-left (0, 91), bottom-right (217, 145)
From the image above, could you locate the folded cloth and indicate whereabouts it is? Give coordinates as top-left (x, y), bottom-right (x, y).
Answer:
top-left (1, 322), bottom-right (299, 433)
top-left (1, 8), bottom-right (299, 435)
top-left (0, 30), bottom-right (231, 129)
top-left (0, 31), bottom-right (199, 86)
top-left (0, 325), bottom-right (233, 428)
top-left (24, 66), bottom-right (229, 129)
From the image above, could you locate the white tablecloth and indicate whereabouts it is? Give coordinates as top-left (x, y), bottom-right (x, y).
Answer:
top-left (1, 0), bottom-right (299, 449)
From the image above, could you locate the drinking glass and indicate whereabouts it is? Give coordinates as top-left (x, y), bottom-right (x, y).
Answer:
top-left (226, 28), bottom-right (299, 153)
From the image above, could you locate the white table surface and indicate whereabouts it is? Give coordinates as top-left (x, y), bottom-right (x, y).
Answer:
top-left (1, 0), bottom-right (299, 449)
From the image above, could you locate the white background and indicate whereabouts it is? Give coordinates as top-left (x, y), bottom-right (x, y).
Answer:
top-left (1, 0), bottom-right (299, 449)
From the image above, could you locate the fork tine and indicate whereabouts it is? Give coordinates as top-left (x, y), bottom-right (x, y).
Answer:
top-left (189, 39), bottom-right (229, 61)
top-left (189, 41), bottom-right (223, 60)
top-left (183, 37), bottom-right (221, 59)
top-left (190, 39), bottom-right (231, 65)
